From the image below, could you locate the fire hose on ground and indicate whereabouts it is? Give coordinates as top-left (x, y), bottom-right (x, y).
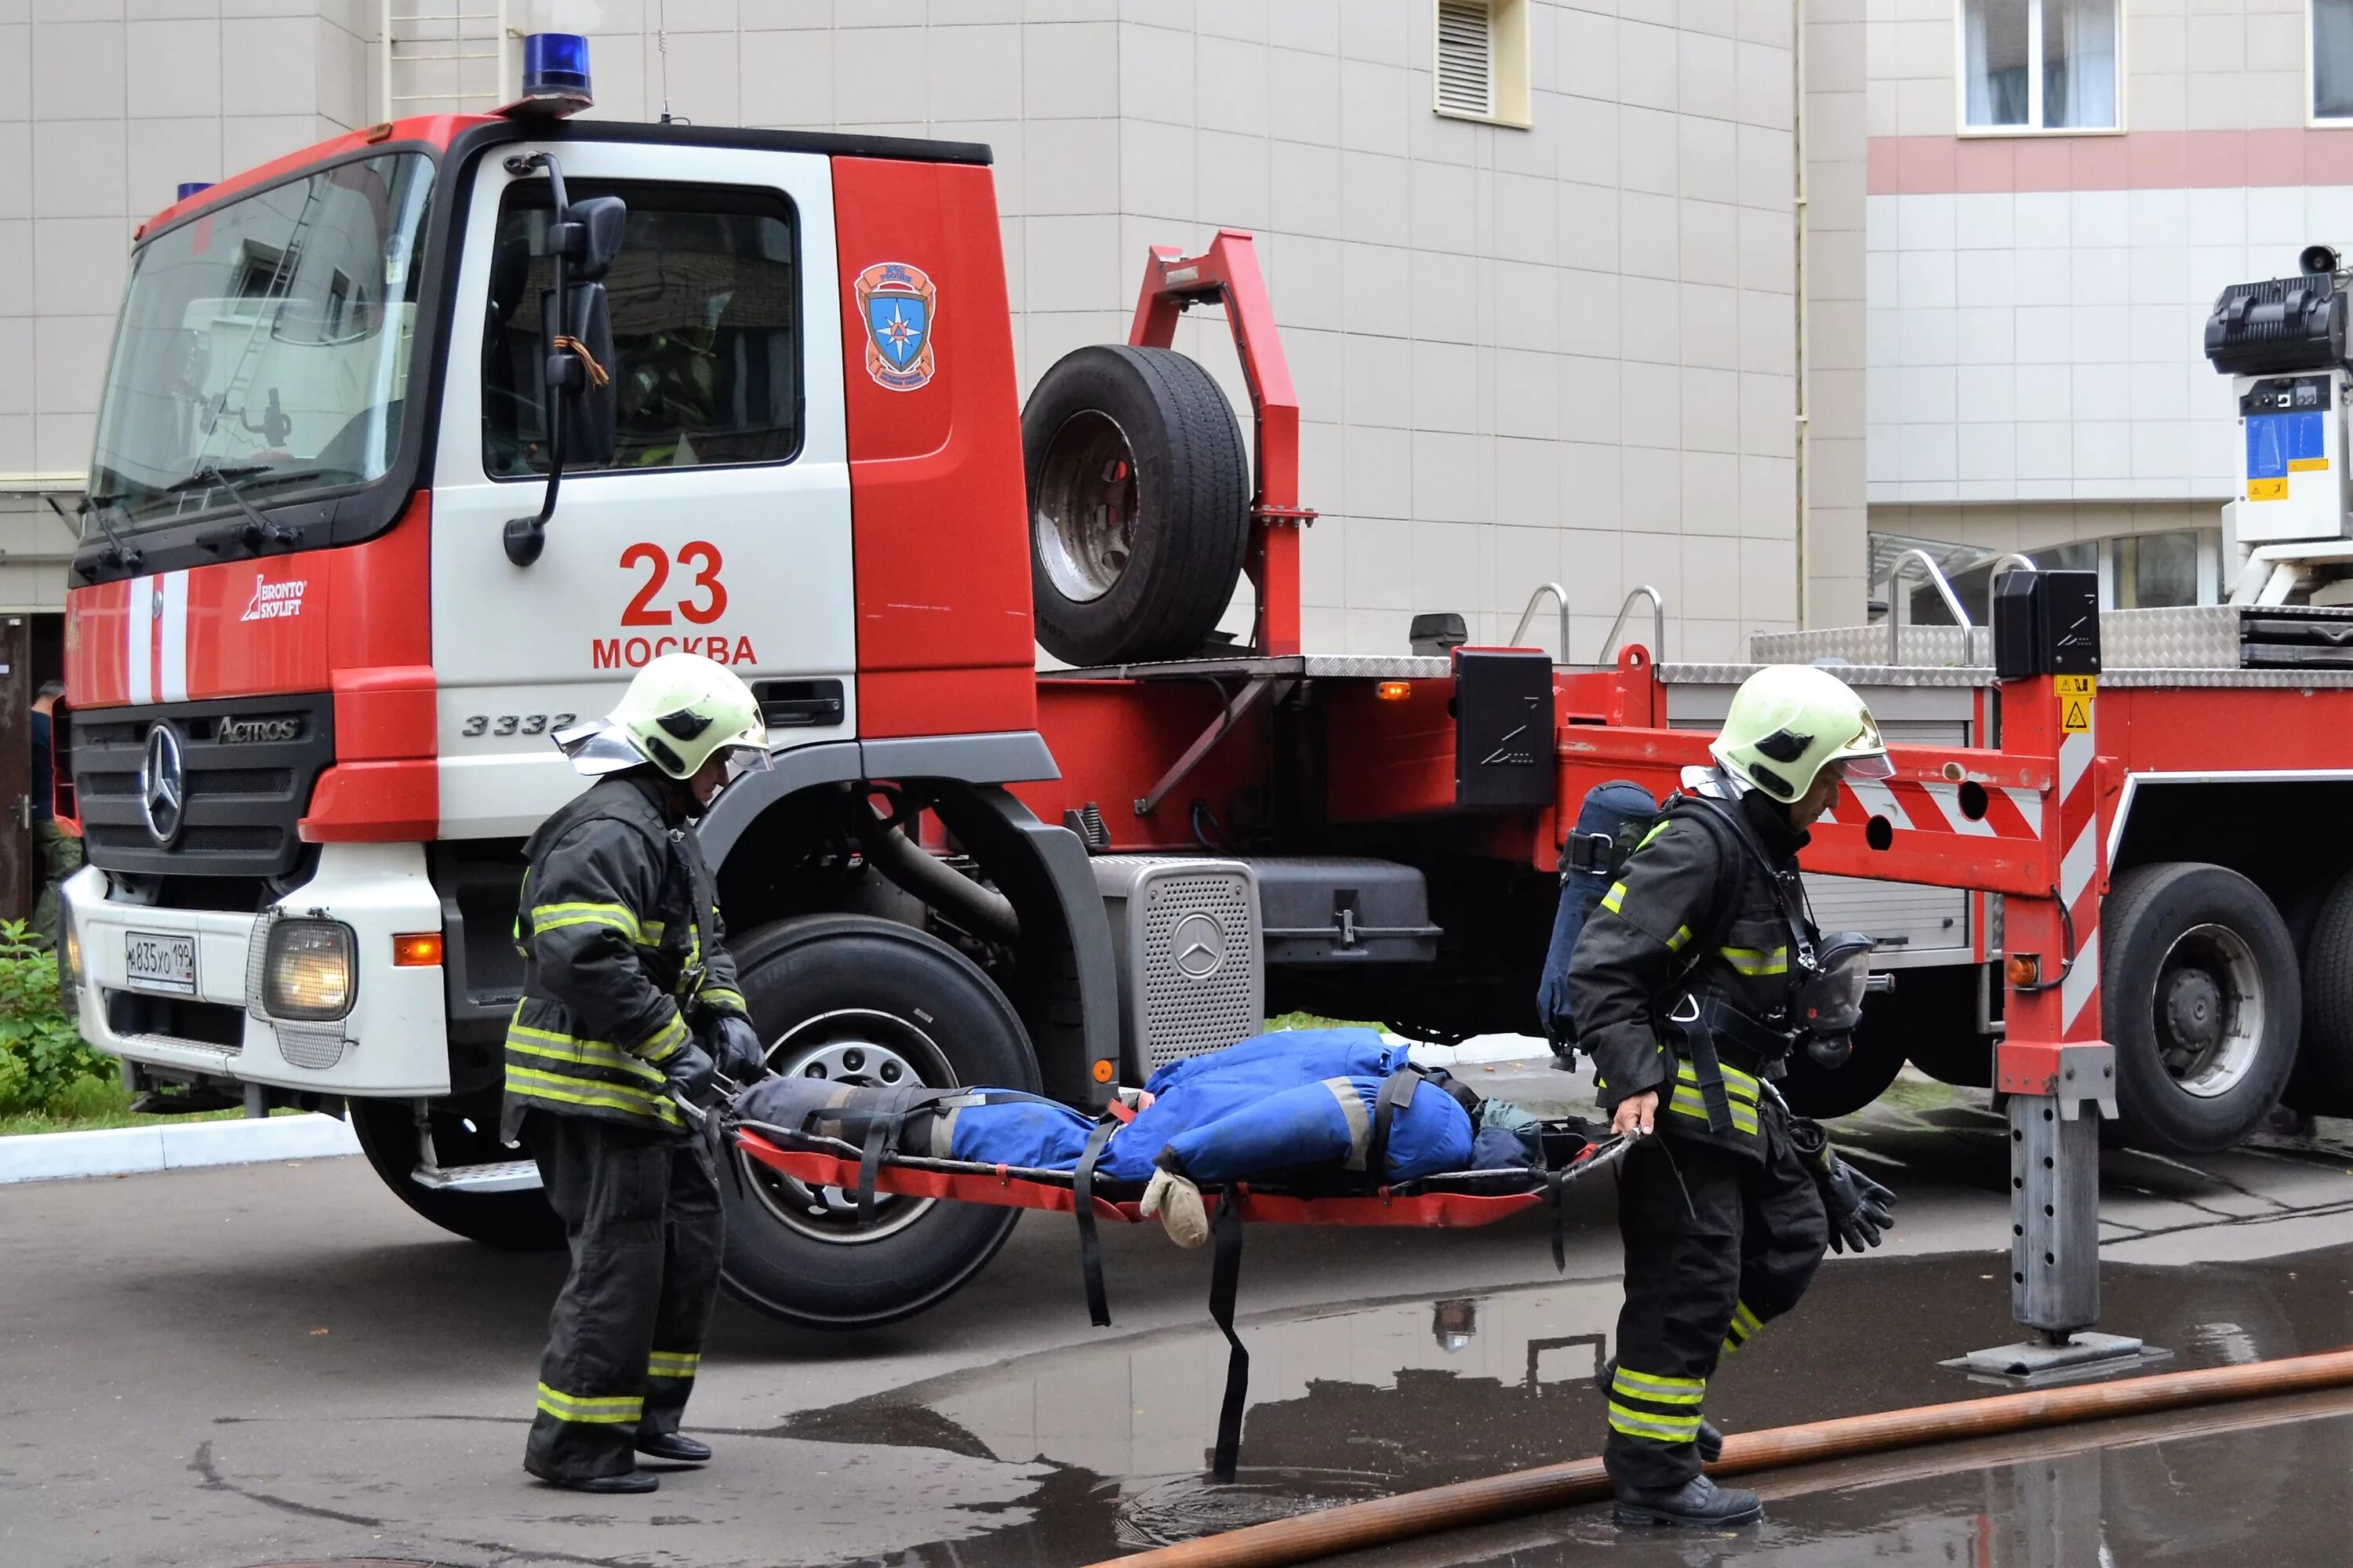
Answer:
top-left (1085, 1348), bottom-right (2353, 1568)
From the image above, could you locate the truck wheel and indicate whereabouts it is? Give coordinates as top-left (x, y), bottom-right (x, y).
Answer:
top-left (1775, 999), bottom-right (1909, 1120)
top-left (719, 914), bottom-right (1038, 1330)
top-left (2289, 865), bottom-right (2353, 1116)
top-left (1024, 344), bottom-right (1249, 667)
top-left (2102, 863), bottom-right (2300, 1155)
top-left (349, 1096), bottom-right (565, 1252)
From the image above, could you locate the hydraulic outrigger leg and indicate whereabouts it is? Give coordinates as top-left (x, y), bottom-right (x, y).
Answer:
top-left (1951, 571), bottom-right (2163, 1381)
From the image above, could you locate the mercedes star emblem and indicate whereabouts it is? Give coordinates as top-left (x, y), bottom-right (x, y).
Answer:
top-left (1171, 911), bottom-right (1228, 979)
top-left (139, 722), bottom-right (186, 846)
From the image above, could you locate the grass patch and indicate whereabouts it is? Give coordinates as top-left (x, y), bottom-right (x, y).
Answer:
top-left (0, 1075), bottom-right (298, 1137)
top-left (1264, 1010), bottom-right (1384, 1033)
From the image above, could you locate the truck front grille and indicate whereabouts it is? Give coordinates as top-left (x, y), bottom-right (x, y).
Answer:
top-left (73, 696), bottom-right (336, 880)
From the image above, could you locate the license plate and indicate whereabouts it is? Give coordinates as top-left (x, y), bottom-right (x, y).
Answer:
top-left (124, 931), bottom-right (198, 995)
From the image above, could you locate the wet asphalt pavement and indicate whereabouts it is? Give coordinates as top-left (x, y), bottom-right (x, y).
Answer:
top-left (3, 1075), bottom-right (2352, 1567)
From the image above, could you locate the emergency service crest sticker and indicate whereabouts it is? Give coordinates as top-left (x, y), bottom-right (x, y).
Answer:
top-left (856, 261), bottom-right (937, 391)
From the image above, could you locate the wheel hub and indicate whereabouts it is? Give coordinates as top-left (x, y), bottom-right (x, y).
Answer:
top-left (2162, 969), bottom-right (2224, 1050)
top-left (2151, 923), bottom-right (2266, 1100)
top-left (1034, 410), bottom-right (1139, 604)
top-left (736, 1009), bottom-right (952, 1244)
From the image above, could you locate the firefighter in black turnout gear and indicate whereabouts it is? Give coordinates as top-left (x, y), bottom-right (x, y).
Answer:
top-left (507, 654), bottom-right (775, 1495)
top-left (1564, 664), bottom-right (1900, 1530)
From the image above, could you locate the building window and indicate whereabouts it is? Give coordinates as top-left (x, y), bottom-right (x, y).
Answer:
top-left (1431, 0), bottom-right (1530, 129)
top-left (2113, 533), bottom-right (2202, 609)
top-left (1961, 0), bottom-right (2118, 132)
top-left (2318, 0), bottom-right (2353, 120)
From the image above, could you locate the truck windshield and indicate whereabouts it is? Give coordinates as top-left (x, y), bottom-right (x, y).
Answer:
top-left (86, 151), bottom-right (435, 533)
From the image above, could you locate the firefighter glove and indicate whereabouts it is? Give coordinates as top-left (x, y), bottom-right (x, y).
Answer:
top-left (1789, 1115), bottom-right (1895, 1253)
top-left (664, 1039), bottom-right (719, 1108)
top-left (710, 1015), bottom-right (769, 1083)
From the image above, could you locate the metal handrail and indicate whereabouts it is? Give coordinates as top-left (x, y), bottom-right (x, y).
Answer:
top-left (1886, 548), bottom-right (1974, 666)
top-left (1509, 582), bottom-right (1572, 660)
top-left (1988, 552), bottom-right (2037, 589)
top-left (1599, 585), bottom-right (1667, 664)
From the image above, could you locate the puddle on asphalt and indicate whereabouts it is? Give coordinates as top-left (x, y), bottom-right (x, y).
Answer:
top-left (798, 1243), bottom-right (2353, 1566)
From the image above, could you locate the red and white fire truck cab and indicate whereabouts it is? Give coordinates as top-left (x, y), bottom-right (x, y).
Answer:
top-left (56, 47), bottom-right (2351, 1331)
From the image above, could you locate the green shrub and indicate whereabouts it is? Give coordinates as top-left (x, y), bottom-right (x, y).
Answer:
top-left (0, 919), bottom-right (109, 1115)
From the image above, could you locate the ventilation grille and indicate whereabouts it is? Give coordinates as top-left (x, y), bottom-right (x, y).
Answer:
top-left (1436, 0), bottom-right (1496, 118)
top-left (275, 1021), bottom-right (350, 1071)
top-left (1138, 871), bottom-right (1261, 1070)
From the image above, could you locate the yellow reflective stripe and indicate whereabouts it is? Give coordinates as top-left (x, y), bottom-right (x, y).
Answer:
top-left (536, 1382), bottom-right (644, 1424)
top-left (1667, 1089), bottom-right (1759, 1133)
top-left (1731, 1302), bottom-right (1762, 1337)
top-left (507, 1065), bottom-right (681, 1123)
top-left (636, 1012), bottom-right (689, 1062)
top-left (1674, 1058), bottom-right (1760, 1101)
top-left (1612, 1367), bottom-right (1706, 1397)
top-left (1718, 944), bottom-right (1789, 976)
top-left (1664, 924), bottom-right (1693, 953)
top-left (701, 988), bottom-right (746, 1013)
top-left (1720, 1334), bottom-right (1745, 1357)
top-left (1601, 882), bottom-right (1627, 914)
top-left (1635, 821), bottom-right (1671, 850)
top-left (507, 1024), bottom-right (666, 1084)
top-left (640, 919), bottom-right (667, 943)
top-left (647, 1351), bottom-right (702, 1378)
top-left (1609, 1402), bottom-right (1701, 1441)
top-left (529, 901), bottom-right (645, 942)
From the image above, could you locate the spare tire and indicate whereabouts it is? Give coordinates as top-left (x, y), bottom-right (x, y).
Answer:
top-left (1024, 344), bottom-right (1250, 666)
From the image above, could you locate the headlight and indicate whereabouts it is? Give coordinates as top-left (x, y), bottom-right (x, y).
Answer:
top-left (264, 919), bottom-right (356, 1020)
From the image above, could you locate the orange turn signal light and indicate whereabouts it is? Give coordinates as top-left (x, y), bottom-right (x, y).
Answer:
top-left (2004, 954), bottom-right (2040, 988)
top-left (1091, 1058), bottom-right (1116, 1083)
top-left (1375, 681), bottom-right (1413, 701)
top-left (393, 932), bottom-right (445, 967)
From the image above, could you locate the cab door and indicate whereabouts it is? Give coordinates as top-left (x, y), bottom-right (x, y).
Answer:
top-left (429, 140), bottom-right (853, 837)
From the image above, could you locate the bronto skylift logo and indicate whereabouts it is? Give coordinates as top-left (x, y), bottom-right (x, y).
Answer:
top-left (240, 573), bottom-right (307, 623)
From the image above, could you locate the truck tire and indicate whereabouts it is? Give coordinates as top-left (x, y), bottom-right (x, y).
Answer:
top-left (349, 1096), bottom-right (566, 1252)
top-left (1024, 344), bottom-right (1250, 667)
top-left (718, 913), bottom-right (1038, 1329)
top-left (1881, 964), bottom-right (1995, 1089)
top-left (2102, 862), bottom-right (2300, 1155)
top-left (2288, 865), bottom-right (2353, 1116)
top-left (1775, 999), bottom-right (1910, 1120)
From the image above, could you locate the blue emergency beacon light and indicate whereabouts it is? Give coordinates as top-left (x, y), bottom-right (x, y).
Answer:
top-left (506, 33), bottom-right (595, 117)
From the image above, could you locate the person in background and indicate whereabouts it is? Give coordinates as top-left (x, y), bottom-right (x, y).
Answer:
top-left (30, 680), bottom-right (79, 949)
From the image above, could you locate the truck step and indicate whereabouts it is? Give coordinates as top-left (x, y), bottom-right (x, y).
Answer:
top-left (411, 1159), bottom-right (542, 1194)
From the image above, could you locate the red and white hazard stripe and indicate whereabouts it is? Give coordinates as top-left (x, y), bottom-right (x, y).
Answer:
top-left (1822, 776), bottom-right (2045, 842)
top-left (124, 569), bottom-right (191, 706)
top-left (2055, 718), bottom-right (2102, 1039)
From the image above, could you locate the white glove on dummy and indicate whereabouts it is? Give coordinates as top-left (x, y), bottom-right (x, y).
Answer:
top-left (1139, 1168), bottom-right (1209, 1249)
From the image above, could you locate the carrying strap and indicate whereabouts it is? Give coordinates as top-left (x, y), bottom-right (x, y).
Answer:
top-left (1072, 1115), bottom-right (1120, 1329)
top-left (1362, 1064), bottom-right (1428, 1190)
top-left (1667, 998), bottom-right (1737, 1136)
top-left (1208, 1191), bottom-right (1249, 1483)
top-left (1544, 1167), bottom-right (1569, 1273)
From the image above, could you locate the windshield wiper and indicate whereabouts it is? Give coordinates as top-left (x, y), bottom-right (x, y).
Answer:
top-left (183, 463), bottom-right (302, 552)
top-left (57, 493), bottom-right (143, 575)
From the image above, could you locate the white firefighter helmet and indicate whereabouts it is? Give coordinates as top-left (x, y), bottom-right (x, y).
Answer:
top-left (555, 654), bottom-right (770, 780)
top-left (1709, 664), bottom-right (1893, 803)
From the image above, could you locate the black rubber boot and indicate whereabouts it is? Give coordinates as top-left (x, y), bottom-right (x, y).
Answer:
top-left (637, 1432), bottom-right (712, 1464)
top-left (536, 1469), bottom-right (660, 1495)
top-left (1612, 1475), bottom-right (1764, 1529)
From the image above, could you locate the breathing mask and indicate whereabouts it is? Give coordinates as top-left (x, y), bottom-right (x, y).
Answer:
top-left (1792, 932), bottom-right (1877, 1069)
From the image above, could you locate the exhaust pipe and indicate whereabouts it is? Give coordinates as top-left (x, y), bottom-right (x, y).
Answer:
top-left (860, 804), bottom-right (1020, 946)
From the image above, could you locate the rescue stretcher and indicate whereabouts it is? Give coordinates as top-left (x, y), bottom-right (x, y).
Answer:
top-left (709, 1097), bottom-right (1631, 1480)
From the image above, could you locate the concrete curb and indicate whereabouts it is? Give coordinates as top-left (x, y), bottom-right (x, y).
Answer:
top-left (0, 1112), bottom-right (362, 1185)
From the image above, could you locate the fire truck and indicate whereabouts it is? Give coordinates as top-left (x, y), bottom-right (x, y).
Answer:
top-left (52, 38), bottom-right (2353, 1329)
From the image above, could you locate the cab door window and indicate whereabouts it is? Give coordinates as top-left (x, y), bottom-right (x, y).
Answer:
top-left (483, 181), bottom-right (800, 475)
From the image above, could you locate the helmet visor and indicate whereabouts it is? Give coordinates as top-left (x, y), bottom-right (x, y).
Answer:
top-left (554, 719), bottom-right (650, 777)
top-left (721, 743), bottom-right (773, 781)
top-left (1831, 711), bottom-right (1894, 780)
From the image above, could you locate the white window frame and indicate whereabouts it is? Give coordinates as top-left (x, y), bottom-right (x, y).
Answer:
top-left (2311, 0), bottom-right (2353, 126)
top-left (1953, 0), bottom-right (2127, 139)
top-left (1429, 0), bottom-right (1532, 130)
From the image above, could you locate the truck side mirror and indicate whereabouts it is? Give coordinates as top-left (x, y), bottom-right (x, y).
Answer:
top-left (566, 195), bottom-right (627, 282)
top-left (543, 281), bottom-right (616, 465)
